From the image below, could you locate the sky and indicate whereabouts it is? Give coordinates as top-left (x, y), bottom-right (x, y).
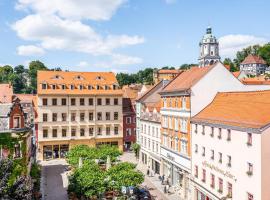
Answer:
top-left (0, 0), bottom-right (270, 73)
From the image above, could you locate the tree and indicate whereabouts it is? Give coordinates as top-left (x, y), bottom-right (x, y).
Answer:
top-left (0, 65), bottom-right (13, 83)
top-left (179, 64), bottom-right (196, 70)
top-left (258, 43), bottom-right (270, 66)
top-left (131, 143), bottom-right (140, 159)
top-left (223, 58), bottom-right (238, 72)
top-left (12, 65), bottom-right (28, 93)
top-left (28, 60), bottom-right (48, 93)
top-left (161, 66), bottom-right (175, 70)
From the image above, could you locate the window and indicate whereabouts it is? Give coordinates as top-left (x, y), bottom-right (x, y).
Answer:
top-left (247, 193), bottom-right (253, 200)
top-left (80, 98), bottom-right (85, 106)
top-left (89, 112), bottom-right (93, 121)
top-left (182, 96), bottom-right (186, 109)
top-left (89, 98), bottom-right (93, 105)
top-left (70, 84), bottom-right (74, 90)
top-left (218, 178), bottom-right (223, 193)
top-left (106, 127), bottom-right (110, 135)
top-left (52, 113), bottom-right (57, 122)
top-left (42, 83), bottom-right (47, 89)
top-left (97, 127), bottom-right (102, 135)
top-left (89, 127), bottom-right (94, 136)
top-left (52, 84), bottom-right (56, 90)
top-left (126, 128), bottom-right (132, 136)
top-left (71, 113), bottom-right (76, 121)
top-left (227, 182), bottom-right (232, 198)
top-left (202, 169), bottom-right (206, 182)
top-left (71, 128), bottom-right (76, 137)
top-left (211, 150), bottom-right (214, 160)
top-left (97, 112), bottom-right (102, 120)
top-left (80, 113), bottom-right (85, 121)
top-left (114, 98), bottom-right (118, 105)
top-left (71, 98), bottom-right (76, 106)
top-left (195, 144), bottom-right (198, 153)
top-left (96, 85), bottom-right (101, 90)
top-left (175, 98), bottom-right (178, 107)
top-left (180, 118), bottom-right (187, 132)
top-left (218, 128), bottom-right (222, 139)
top-left (43, 113), bottom-right (48, 122)
top-left (195, 165), bottom-right (198, 178)
top-left (247, 162), bottom-right (253, 176)
top-left (247, 133), bottom-right (252, 146)
top-left (106, 112), bottom-right (110, 120)
top-left (227, 129), bottom-right (231, 141)
top-left (175, 138), bottom-right (179, 151)
top-left (52, 129), bottom-right (57, 138)
top-left (61, 98), bottom-right (66, 106)
top-left (202, 125), bottom-right (205, 135)
top-left (62, 113), bottom-right (67, 121)
top-left (106, 98), bottom-right (110, 105)
top-left (61, 85), bottom-right (65, 90)
top-left (175, 118), bottom-right (179, 131)
top-left (202, 147), bottom-right (205, 156)
top-left (105, 85), bottom-right (110, 90)
top-left (126, 117), bottom-right (131, 124)
top-left (169, 98), bottom-right (172, 107)
top-left (219, 152), bottom-right (222, 163)
top-left (42, 98), bottom-right (48, 106)
top-left (62, 129), bottom-right (67, 137)
top-left (80, 128), bottom-right (85, 136)
top-left (181, 140), bottom-right (188, 154)
top-left (43, 129), bottom-right (48, 138)
top-left (97, 98), bottom-right (102, 105)
top-left (210, 127), bottom-right (214, 137)
top-left (79, 85), bottom-right (83, 90)
top-left (211, 174), bottom-right (215, 188)
top-left (114, 126), bottom-right (119, 135)
top-left (163, 98), bottom-right (167, 107)
top-left (52, 98), bottom-right (57, 106)
top-left (227, 155), bottom-right (232, 167)
top-left (114, 112), bottom-right (118, 120)
top-left (195, 124), bottom-right (198, 133)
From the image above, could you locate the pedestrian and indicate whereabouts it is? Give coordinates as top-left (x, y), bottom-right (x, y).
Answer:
top-left (161, 174), bottom-right (165, 184)
top-left (147, 168), bottom-right (150, 176)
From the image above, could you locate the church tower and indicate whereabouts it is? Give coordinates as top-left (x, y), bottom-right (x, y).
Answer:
top-left (198, 27), bottom-right (220, 67)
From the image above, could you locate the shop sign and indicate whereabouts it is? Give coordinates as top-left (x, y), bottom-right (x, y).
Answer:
top-left (202, 161), bottom-right (237, 182)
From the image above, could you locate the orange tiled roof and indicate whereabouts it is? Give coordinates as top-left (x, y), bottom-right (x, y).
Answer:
top-left (242, 75), bottom-right (270, 85)
top-left (161, 65), bottom-right (214, 93)
top-left (158, 69), bottom-right (181, 74)
top-left (192, 90), bottom-right (270, 129)
top-left (241, 54), bottom-right (266, 65)
top-left (15, 94), bottom-right (35, 103)
top-left (232, 71), bottom-right (241, 78)
top-left (224, 65), bottom-right (230, 70)
top-left (0, 84), bottom-right (13, 103)
top-left (37, 71), bottom-right (122, 95)
top-left (122, 86), bottom-right (140, 100)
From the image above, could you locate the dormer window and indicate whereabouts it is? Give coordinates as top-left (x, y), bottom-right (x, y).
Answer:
top-left (79, 85), bottom-right (83, 90)
top-left (113, 85), bottom-right (119, 90)
top-left (52, 84), bottom-right (56, 90)
top-left (61, 85), bottom-right (66, 90)
top-left (88, 85), bottom-right (93, 90)
top-left (42, 83), bottom-right (47, 89)
top-left (96, 76), bottom-right (103, 80)
top-left (105, 85), bottom-right (110, 90)
top-left (96, 85), bottom-right (101, 90)
top-left (70, 84), bottom-right (74, 90)
top-left (55, 75), bottom-right (59, 79)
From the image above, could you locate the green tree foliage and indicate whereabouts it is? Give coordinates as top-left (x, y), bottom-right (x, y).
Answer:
top-left (131, 143), bottom-right (140, 159)
top-left (179, 64), bottom-right (196, 70)
top-left (116, 68), bottom-right (154, 87)
top-left (258, 43), bottom-right (270, 66)
top-left (28, 60), bottom-right (48, 93)
top-left (68, 161), bottom-right (106, 199)
top-left (0, 65), bottom-right (13, 83)
top-left (66, 145), bottom-right (122, 167)
top-left (223, 58), bottom-right (238, 72)
top-left (161, 66), bottom-right (175, 70)
top-left (0, 159), bottom-right (33, 200)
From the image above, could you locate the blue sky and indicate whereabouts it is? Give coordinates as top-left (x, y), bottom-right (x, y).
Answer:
top-left (0, 0), bottom-right (269, 73)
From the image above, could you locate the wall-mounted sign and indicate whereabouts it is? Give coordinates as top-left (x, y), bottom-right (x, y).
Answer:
top-left (202, 161), bottom-right (237, 182)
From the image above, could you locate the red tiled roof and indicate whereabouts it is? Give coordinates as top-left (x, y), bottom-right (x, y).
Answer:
top-left (232, 71), bottom-right (241, 78)
top-left (0, 84), bottom-right (13, 103)
top-left (192, 90), bottom-right (270, 129)
top-left (242, 75), bottom-right (270, 85)
top-left (158, 69), bottom-right (181, 74)
top-left (15, 94), bottom-right (35, 103)
top-left (241, 54), bottom-right (266, 65)
top-left (161, 65), bottom-right (215, 93)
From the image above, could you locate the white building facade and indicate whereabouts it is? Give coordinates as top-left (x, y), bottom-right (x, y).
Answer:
top-left (140, 108), bottom-right (161, 174)
top-left (190, 91), bottom-right (270, 200)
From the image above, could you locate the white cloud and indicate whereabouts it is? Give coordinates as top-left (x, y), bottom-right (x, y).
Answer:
top-left (16, 0), bottom-right (126, 21)
top-left (77, 61), bottom-right (88, 68)
top-left (17, 45), bottom-right (45, 56)
top-left (111, 54), bottom-right (143, 65)
top-left (12, 14), bottom-right (144, 56)
top-left (219, 34), bottom-right (268, 58)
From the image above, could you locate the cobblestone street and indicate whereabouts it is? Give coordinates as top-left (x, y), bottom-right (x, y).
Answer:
top-left (119, 152), bottom-right (183, 200)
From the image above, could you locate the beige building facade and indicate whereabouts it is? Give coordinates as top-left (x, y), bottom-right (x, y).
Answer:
top-left (36, 71), bottom-right (123, 160)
